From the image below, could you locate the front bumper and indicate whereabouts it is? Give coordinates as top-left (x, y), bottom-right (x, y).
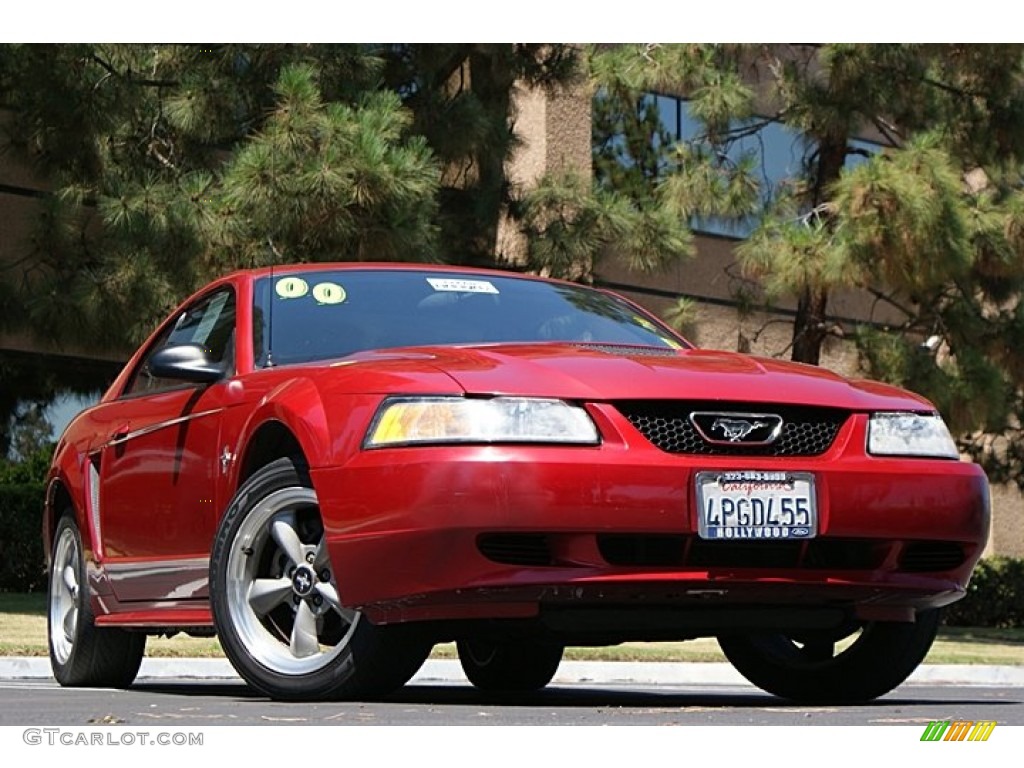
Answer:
top-left (312, 410), bottom-right (990, 632)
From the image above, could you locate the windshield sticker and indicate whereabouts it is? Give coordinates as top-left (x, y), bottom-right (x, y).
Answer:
top-left (426, 277), bottom-right (499, 294)
top-left (312, 282), bottom-right (346, 305)
top-left (275, 277), bottom-right (309, 299)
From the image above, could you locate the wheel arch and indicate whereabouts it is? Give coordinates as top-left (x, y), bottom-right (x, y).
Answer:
top-left (232, 377), bottom-right (332, 491)
top-left (43, 450), bottom-right (90, 567)
top-left (43, 479), bottom-right (77, 566)
top-left (236, 420), bottom-right (309, 487)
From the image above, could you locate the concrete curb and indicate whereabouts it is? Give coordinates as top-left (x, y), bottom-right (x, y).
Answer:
top-left (3, 657), bottom-right (1022, 686)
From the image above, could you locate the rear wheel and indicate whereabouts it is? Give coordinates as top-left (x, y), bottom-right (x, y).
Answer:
top-left (457, 638), bottom-right (564, 692)
top-left (210, 457), bottom-right (431, 701)
top-left (718, 610), bottom-right (940, 703)
top-left (48, 513), bottom-right (145, 688)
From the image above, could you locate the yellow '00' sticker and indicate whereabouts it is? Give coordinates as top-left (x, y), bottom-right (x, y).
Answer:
top-left (275, 277), bottom-right (309, 299)
top-left (312, 282), bottom-right (346, 305)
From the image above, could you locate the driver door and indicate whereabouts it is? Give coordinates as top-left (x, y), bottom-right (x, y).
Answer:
top-left (98, 287), bottom-right (236, 603)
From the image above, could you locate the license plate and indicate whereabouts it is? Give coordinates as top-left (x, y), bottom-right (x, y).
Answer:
top-left (696, 470), bottom-right (817, 540)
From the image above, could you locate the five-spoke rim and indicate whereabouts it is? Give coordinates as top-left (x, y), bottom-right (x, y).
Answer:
top-left (225, 487), bottom-right (359, 675)
top-left (49, 526), bottom-right (80, 665)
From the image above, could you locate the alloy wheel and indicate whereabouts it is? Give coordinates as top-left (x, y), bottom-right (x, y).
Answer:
top-left (224, 487), bottom-right (359, 675)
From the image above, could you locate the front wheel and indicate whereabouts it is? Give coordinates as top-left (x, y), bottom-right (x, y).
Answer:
top-left (48, 513), bottom-right (145, 688)
top-left (718, 610), bottom-right (940, 703)
top-left (210, 457), bottom-right (431, 701)
top-left (457, 638), bottom-right (564, 692)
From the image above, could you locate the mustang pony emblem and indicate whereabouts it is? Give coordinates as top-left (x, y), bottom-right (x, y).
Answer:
top-left (712, 418), bottom-right (768, 442)
top-left (688, 411), bottom-right (784, 445)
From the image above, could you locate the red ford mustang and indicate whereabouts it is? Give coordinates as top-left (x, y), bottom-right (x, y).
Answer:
top-left (43, 264), bottom-right (990, 703)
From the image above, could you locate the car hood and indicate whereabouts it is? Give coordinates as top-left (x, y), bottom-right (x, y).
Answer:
top-left (353, 343), bottom-right (933, 411)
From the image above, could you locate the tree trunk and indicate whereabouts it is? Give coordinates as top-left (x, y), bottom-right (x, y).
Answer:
top-left (791, 285), bottom-right (829, 365)
top-left (789, 135), bottom-right (847, 365)
top-left (457, 48), bottom-right (515, 267)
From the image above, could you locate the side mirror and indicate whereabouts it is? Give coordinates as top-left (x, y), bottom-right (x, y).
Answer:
top-left (147, 343), bottom-right (224, 384)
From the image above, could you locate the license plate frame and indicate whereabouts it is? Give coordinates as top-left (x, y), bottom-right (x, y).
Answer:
top-left (695, 470), bottom-right (817, 541)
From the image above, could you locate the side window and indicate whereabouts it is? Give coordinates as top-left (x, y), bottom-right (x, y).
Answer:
top-left (124, 288), bottom-right (237, 397)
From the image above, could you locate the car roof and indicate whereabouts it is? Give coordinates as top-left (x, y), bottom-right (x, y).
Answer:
top-left (227, 262), bottom-right (552, 284)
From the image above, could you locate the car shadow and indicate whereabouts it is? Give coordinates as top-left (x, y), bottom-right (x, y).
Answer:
top-left (129, 680), bottom-right (1019, 711)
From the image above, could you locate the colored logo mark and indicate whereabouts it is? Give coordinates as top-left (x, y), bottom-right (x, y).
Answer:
top-left (920, 720), bottom-right (996, 742)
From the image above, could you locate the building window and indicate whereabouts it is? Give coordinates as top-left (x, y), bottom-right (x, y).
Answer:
top-left (597, 91), bottom-right (883, 239)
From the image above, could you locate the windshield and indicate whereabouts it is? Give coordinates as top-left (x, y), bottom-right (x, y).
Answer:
top-left (253, 269), bottom-right (686, 367)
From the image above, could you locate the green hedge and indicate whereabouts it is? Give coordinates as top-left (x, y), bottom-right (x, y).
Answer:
top-left (0, 483), bottom-right (46, 592)
top-left (943, 556), bottom-right (1024, 628)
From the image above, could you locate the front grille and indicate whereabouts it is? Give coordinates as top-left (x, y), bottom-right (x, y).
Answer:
top-left (899, 542), bottom-right (967, 572)
top-left (688, 539), bottom-right (804, 569)
top-left (616, 401), bottom-right (848, 456)
top-left (478, 531), bottom-right (957, 574)
top-left (802, 539), bottom-right (890, 570)
top-left (598, 535), bottom-right (687, 566)
top-left (477, 534), bottom-right (554, 566)
top-left (598, 534), bottom-right (890, 570)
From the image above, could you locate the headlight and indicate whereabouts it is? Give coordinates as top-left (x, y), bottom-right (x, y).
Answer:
top-left (867, 412), bottom-right (958, 459)
top-left (365, 396), bottom-right (600, 448)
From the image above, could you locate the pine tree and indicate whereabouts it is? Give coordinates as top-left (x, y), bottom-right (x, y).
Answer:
top-left (592, 86), bottom-right (672, 203)
top-left (516, 47), bottom-right (701, 283)
top-left (380, 44), bottom-right (580, 267)
top-left (0, 44), bottom-right (592, 351)
top-left (593, 43), bottom-right (1024, 488)
top-left (0, 44), bottom-right (592, 440)
top-left (0, 44), bottom-right (444, 351)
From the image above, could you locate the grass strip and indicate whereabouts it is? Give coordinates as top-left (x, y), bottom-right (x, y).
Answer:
top-left (3, 592), bottom-right (1020, 664)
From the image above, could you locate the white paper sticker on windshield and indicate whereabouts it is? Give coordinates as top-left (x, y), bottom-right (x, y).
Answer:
top-left (275, 277), bottom-right (309, 299)
top-left (426, 278), bottom-right (499, 294)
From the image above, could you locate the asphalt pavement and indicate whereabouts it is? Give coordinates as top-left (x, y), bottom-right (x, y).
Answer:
top-left (3, 656), bottom-right (1023, 686)
top-left (2, 658), bottom-right (1022, 728)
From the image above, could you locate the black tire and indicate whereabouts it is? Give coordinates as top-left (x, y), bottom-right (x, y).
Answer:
top-left (717, 609), bottom-right (941, 704)
top-left (210, 457), bottom-right (431, 701)
top-left (457, 638), bottom-right (564, 692)
top-left (48, 513), bottom-right (145, 688)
